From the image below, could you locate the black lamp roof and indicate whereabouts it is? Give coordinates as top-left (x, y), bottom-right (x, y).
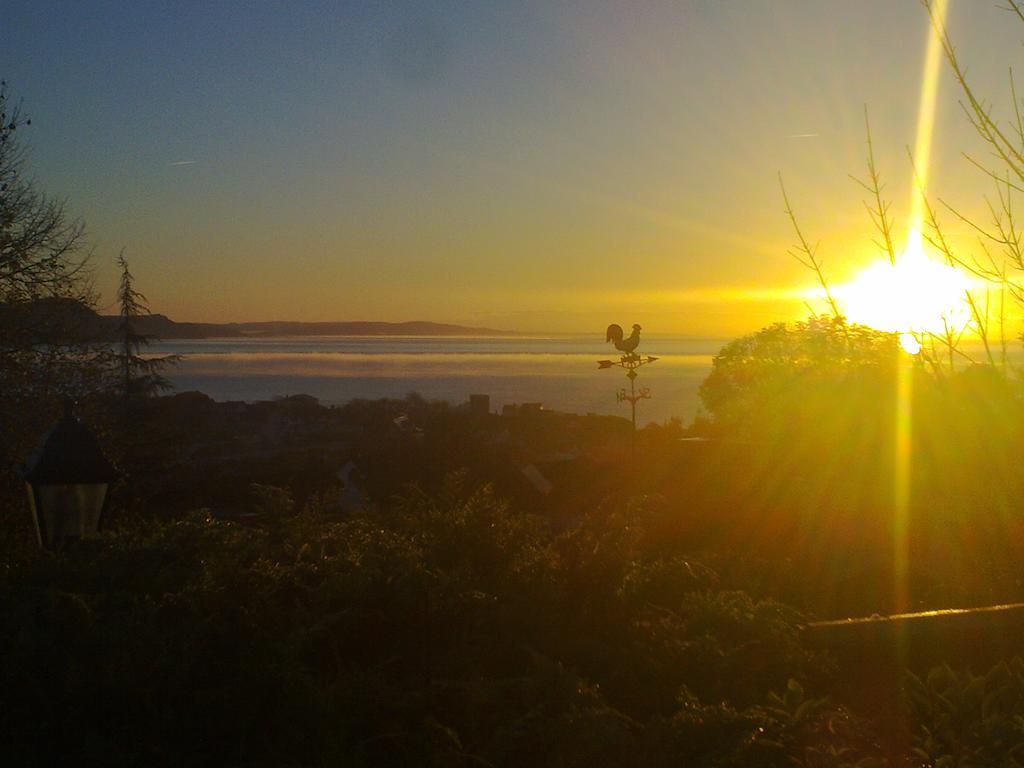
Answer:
top-left (23, 401), bottom-right (120, 485)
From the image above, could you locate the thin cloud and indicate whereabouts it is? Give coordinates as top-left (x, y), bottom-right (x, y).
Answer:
top-left (167, 159), bottom-right (198, 166)
top-left (787, 133), bottom-right (820, 139)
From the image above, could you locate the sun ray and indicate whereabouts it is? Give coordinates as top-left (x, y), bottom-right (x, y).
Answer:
top-left (910, 0), bottom-right (950, 230)
top-left (893, 0), bottom-right (951, 641)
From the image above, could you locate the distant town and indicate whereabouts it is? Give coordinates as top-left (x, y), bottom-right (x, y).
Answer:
top-left (126, 389), bottom-right (680, 523)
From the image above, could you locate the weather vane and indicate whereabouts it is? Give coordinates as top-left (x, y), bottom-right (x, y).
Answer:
top-left (598, 323), bottom-right (658, 462)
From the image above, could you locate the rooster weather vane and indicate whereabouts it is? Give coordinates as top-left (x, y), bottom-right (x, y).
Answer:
top-left (599, 323), bottom-right (658, 461)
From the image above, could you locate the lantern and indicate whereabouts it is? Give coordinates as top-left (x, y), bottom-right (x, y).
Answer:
top-left (22, 401), bottom-right (119, 549)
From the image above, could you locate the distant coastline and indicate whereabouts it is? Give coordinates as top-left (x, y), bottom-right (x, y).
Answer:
top-left (114, 316), bottom-right (520, 340)
top-left (5, 298), bottom-right (519, 340)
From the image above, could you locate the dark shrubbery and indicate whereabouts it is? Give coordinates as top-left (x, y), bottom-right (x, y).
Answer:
top-left (5, 465), bottom-right (1024, 764)
top-left (0, 479), bottom-right (865, 767)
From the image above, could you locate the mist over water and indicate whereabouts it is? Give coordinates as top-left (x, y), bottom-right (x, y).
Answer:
top-left (151, 335), bottom-right (724, 424)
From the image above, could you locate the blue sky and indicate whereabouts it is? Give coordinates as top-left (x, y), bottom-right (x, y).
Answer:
top-left (2, 1), bottom-right (1016, 333)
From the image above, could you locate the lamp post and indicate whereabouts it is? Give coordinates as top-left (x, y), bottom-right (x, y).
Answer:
top-left (22, 400), bottom-right (119, 549)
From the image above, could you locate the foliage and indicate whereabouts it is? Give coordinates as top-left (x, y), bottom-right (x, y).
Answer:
top-left (693, 317), bottom-right (1024, 620)
top-left (699, 315), bottom-right (901, 431)
top-left (904, 660), bottom-right (1024, 767)
top-left (4, 427), bottom-right (1024, 766)
top-left (0, 479), bottom-right (858, 767)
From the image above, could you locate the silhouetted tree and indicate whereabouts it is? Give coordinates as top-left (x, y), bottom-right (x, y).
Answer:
top-left (114, 251), bottom-right (176, 404)
top-left (0, 81), bottom-right (91, 308)
top-left (0, 81), bottom-right (106, 520)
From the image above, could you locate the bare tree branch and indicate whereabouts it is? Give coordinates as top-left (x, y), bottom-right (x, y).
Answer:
top-left (779, 173), bottom-right (843, 320)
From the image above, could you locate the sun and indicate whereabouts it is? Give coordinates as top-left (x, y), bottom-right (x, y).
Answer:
top-left (832, 229), bottom-right (971, 342)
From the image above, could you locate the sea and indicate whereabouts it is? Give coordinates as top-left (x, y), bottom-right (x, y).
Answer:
top-left (149, 335), bottom-right (727, 425)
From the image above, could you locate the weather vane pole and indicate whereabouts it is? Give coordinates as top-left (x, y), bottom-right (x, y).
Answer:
top-left (598, 323), bottom-right (658, 464)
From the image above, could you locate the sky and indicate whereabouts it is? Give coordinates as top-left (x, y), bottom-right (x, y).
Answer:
top-left (2, 1), bottom-right (1021, 335)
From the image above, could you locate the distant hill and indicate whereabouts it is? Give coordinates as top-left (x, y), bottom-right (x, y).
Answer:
top-left (214, 320), bottom-right (516, 338)
top-left (96, 314), bottom-right (247, 339)
top-left (2, 299), bottom-right (516, 340)
top-left (95, 314), bottom-right (515, 339)
top-left (0, 296), bottom-right (104, 344)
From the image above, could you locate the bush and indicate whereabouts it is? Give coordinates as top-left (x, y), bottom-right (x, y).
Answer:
top-left (0, 479), bottom-right (845, 767)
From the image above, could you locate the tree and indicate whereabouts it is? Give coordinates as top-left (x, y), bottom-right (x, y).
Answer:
top-left (699, 315), bottom-right (901, 431)
top-left (0, 81), bottom-right (91, 308)
top-left (0, 81), bottom-right (105, 502)
top-left (114, 251), bottom-right (176, 404)
top-left (921, 0), bottom-right (1024, 334)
